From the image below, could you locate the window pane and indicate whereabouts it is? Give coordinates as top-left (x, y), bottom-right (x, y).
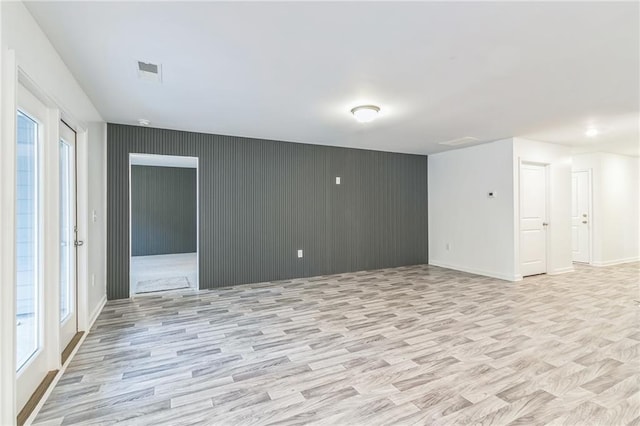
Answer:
top-left (60, 141), bottom-right (72, 322)
top-left (16, 111), bottom-right (39, 371)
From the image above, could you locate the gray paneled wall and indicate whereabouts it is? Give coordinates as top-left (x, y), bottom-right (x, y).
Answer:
top-left (108, 124), bottom-right (428, 300)
top-left (131, 166), bottom-right (197, 256)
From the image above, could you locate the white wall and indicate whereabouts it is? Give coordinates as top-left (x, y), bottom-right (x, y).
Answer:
top-left (513, 138), bottom-right (574, 276)
top-left (429, 137), bottom-right (573, 281)
top-left (86, 122), bottom-right (108, 320)
top-left (599, 153), bottom-right (640, 264)
top-left (428, 138), bottom-right (517, 280)
top-left (2, 2), bottom-right (101, 124)
top-left (1, 1), bottom-right (106, 421)
top-left (573, 152), bottom-right (640, 265)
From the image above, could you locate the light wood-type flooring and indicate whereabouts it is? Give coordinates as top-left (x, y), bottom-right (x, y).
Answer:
top-left (34, 263), bottom-right (639, 425)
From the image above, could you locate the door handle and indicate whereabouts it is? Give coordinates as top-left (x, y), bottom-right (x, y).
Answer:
top-left (542, 222), bottom-right (549, 227)
top-left (582, 221), bottom-right (587, 224)
top-left (74, 240), bottom-right (84, 247)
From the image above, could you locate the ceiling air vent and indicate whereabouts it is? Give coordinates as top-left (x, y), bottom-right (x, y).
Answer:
top-left (438, 136), bottom-right (479, 146)
top-left (136, 61), bottom-right (162, 83)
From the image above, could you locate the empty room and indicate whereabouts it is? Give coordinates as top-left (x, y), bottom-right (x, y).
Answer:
top-left (0, 1), bottom-right (638, 425)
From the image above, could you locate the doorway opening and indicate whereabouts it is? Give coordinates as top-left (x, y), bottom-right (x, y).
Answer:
top-left (129, 154), bottom-right (199, 295)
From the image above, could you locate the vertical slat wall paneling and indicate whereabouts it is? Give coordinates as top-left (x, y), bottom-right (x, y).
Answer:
top-left (131, 166), bottom-right (197, 256)
top-left (107, 124), bottom-right (428, 300)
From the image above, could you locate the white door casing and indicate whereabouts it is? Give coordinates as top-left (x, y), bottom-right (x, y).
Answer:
top-left (520, 163), bottom-right (548, 277)
top-left (571, 171), bottom-right (591, 263)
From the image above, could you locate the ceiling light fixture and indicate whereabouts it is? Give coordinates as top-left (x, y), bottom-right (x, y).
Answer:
top-left (138, 119), bottom-right (151, 126)
top-left (585, 127), bottom-right (598, 137)
top-left (351, 105), bottom-right (380, 123)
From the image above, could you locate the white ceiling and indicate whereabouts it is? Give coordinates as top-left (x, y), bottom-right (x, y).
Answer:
top-left (26, 1), bottom-right (639, 156)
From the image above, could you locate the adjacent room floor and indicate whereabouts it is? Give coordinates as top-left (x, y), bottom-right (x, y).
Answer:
top-left (35, 263), bottom-right (639, 425)
top-left (130, 253), bottom-right (198, 295)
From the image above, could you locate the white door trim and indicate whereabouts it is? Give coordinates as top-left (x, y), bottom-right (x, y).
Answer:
top-left (128, 154), bottom-right (200, 297)
top-left (0, 48), bottom-right (19, 426)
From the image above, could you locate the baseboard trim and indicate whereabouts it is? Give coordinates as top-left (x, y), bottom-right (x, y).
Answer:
top-left (25, 296), bottom-right (106, 425)
top-left (591, 257), bottom-right (640, 267)
top-left (548, 267), bottom-right (575, 275)
top-left (89, 294), bottom-right (107, 331)
top-left (428, 260), bottom-right (519, 282)
top-left (61, 332), bottom-right (84, 365)
top-left (17, 370), bottom-right (57, 426)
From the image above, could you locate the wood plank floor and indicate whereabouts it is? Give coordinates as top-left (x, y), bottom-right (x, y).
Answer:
top-left (34, 263), bottom-right (639, 425)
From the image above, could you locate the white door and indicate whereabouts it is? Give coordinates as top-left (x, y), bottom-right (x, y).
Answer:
top-left (59, 122), bottom-right (78, 352)
top-left (520, 163), bottom-right (548, 277)
top-left (571, 171), bottom-right (590, 263)
top-left (16, 84), bottom-right (49, 412)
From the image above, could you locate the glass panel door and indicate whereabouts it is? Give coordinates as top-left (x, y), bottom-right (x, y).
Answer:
top-left (59, 141), bottom-right (72, 321)
top-left (16, 83), bottom-right (49, 413)
top-left (59, 122), bottom-right (77, 352)
top-left (16, 110), bottom-right (40, 370)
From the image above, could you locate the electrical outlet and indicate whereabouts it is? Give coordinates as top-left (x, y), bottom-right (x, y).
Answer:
top-left (297, 249), bottom-right (303, 258)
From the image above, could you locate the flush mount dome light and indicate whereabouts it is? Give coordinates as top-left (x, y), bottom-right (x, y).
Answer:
top-left (138, 118), bottom-right (151, 126)
top-left (351, 105), bottom-right (380, 123)
top-left (585, 127), bottom-right (598, 137)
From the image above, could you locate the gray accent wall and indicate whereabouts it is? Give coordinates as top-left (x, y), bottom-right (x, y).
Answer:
top-left (131, 166), bottom-right (197, 256)
top-left (108, 124), bottom-right (428, 300)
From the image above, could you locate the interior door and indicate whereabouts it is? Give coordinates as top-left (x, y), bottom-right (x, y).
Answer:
top-left (59, 122), bottom-right (78, 355)
top-left (520, 163), bottom-right (548, 277)
top-left (571, 171), bottom-right (590, 263)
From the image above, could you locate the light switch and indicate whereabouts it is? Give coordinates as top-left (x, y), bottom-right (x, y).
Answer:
top-left (336, 177), bottom-right (341, 185)
top-left (297, 249), bottom-right (303, 258)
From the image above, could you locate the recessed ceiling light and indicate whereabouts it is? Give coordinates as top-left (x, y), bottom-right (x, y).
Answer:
top-left (585, 127), bottom-right (598, 137)
top-left (351, 105), bottom-right (380, 123)
top-left (138, 119), bottom-right (150, 126)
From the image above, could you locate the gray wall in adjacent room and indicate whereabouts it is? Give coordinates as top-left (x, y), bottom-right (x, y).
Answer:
top-left (107, 124), bottom-right (428, 300)
top-left (131, 165), bottom-right (197, 256)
